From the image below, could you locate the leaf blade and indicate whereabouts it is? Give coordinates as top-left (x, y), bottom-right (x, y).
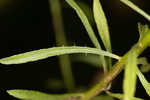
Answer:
top-left (93, 0), bottom-right (111, 52)
top-left (0, 46), bottom-right (120, 65)
top-left (65, 0), bottom-right (100, 49)
top-left (65, 0), bottom-right (107, 71)
top-left (123, 49), bottom-right (137, 100)
top-left (137, 68), bottom-right (150, 96)
top-left (120, 0), bottom-right (150, 21)
top-left (7, 89), bottom-right (82, 100)
top-left (93, 0), bottom-right (112, 69)
top-left (107, 92), bottom-right (143, 100)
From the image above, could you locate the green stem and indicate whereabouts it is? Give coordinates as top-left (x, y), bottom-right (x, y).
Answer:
top-left (120, 0), bottom-right (150, 21)
top-left (80, 30), bottom-right (150, 100)
top-left (49, 0), bottom-right (75, 92)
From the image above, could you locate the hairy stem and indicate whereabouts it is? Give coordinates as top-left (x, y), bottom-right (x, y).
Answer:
top-left (80, 30), bottom-right (150, 100)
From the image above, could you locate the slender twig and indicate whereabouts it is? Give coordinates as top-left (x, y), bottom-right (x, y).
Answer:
top-left (80, 30), bottom-right (150, 100)
top-left (49, 0), bottom-right (75, 92)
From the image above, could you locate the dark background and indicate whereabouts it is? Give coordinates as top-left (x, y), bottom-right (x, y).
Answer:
top-left (0, 0), bottom-right (150, 100)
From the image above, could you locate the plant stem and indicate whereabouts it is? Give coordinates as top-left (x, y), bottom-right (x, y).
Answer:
top-left (120, 0), bottom-right (150, 22)
top-left (49, 0), bottom-right (75, 92)
top-left (80, 30), bottom-right (150, 100)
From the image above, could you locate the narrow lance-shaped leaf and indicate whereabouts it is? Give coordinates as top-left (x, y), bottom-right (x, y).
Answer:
top-left (107, 91), bottom-right (143, 100)
top-left (65, 0), bottom-right (107, 71)
top-left (65, 0), bottom-right (100, 49)
top-left (93, 0), bottom-right (112, 69)
top-left (93, 0), bottom-right (111, 52)
top-left (120, 0), bottom-right (150, 21)
top-left (123, 49), bottom-right (137, 100)
top-left (137, 67), bottom-right (150, 96)
top-left (7, 89), bottom-right (82, 100)
top-left (0, 46), bottom-right (120, 65)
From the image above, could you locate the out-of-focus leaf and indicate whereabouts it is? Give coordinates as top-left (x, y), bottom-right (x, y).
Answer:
top-left (140, 64), bottom-right (150, 73)
top-left (71, 54), bottom-right (101, 67)
top-left (7, 90), bottom-right (82, 100)
top-left (107, 91), bottom-right (143, 100)
top-left (49, 0), bottom-right (75, 92)
top-left (0, 0), bottom-right (13, 8)
top-left (137, 68), bottom-right (150, 96)
top-left (91, 95), bottom-right (114, 100)
top-left (45, 78), bottom-right (64, 90)
top-left (0, 46), bottom-right (120, 65)
top-left (137, 57), bottom-right (150, 73)
top-left (137, 57), bottom-right (148, 65)
top-left (123, 49), bottom-right (137, 100)
top-left (120, 0), bottom-right (150, 21)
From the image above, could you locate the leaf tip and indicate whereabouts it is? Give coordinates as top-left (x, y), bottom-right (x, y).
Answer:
top-left (7, 90), bottom-right (17, 96)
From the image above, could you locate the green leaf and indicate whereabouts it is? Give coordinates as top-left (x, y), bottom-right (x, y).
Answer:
top-left (120, 0), bottom-right (150, 21)
top-left (65, 0), bottom-right (108, 70)
top-left (65, 0), bottom-right (100, 49)
top-left (137, 57), bottom-right (150, 73)
top-left (64, 1), bottom-right (94, 24)
top-left (7, 89), bottom-right (82, 100)
top-left (137, 57), bottom-right (148, 65)
top-left (91, 95), bottom-right (114, 100)
top-left (137, 68), bottom-right (150, 96)
top-left (123, 49), bottom-right (137, 100)
top-left (138, 23), bottom-right (150, 42)
top-left (93, 0), bottom-right (111, 52)
top-left (93, 0), bottom-right (112, 69)
top-left (0, 46), bottom-right (120, 65)
top-left (107, 91), bottom-right (143, 100)
top-left (76, 1), bottom-right (94, 24)
top-left (72, 54), bottom-right (101, 67)
top-left (140, 64), bottom-right (150, 73)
